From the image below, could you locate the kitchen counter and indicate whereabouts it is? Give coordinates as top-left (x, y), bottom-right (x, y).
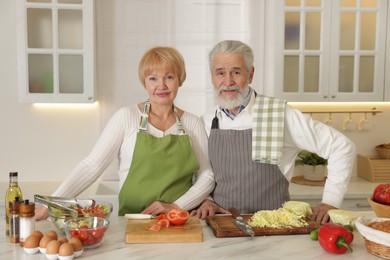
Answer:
top-left (0, 212), bottom-right (381, 260)
top-left (0, 176), bottom-right (379, 213)
top-left (289, 176), bottom-right (378, 200)
top-left (1, 176), bottom-right (378, 201)
top-left (289, 176), bottom-right (378, 211)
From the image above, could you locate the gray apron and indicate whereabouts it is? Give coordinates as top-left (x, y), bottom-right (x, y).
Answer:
top-left (208, 115), bottom-right (290, 214)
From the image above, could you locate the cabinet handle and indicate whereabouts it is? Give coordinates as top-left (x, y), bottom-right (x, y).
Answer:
top-left (331, 95), bottom-right (336, 98)
top-left (323, 95), bottom-right (328, 99)
top-left (356, 203), bottom-right (370, 208)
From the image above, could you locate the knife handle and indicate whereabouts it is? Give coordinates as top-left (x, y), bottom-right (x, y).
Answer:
top-left (228, 207), bottom-right (241, 218)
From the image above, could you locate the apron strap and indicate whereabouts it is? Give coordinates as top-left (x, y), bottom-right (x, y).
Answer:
top-left (173, 106), bottom-right (185, 135)
top-left (211, 90), bottom-right (257, 130)
top-left (211, 110), bottom-right (219, 129)
top-left (139, 100), bottom-right (185, 135)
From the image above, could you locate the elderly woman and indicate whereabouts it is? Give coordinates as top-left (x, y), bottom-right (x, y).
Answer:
top-left (35, 47), bottom-right (215, 220)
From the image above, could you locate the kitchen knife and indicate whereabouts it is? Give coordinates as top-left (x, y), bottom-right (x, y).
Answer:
top-left (124, 213), bottom-right (156, 219)
top-left (228, 207), bottom-right (255, 237)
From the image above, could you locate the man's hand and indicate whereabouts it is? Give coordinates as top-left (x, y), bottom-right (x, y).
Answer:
top-left (141, 201), bottom-right (179, 215)
top-left (191, 199), bottom-right (230, 220)
top-left (35, 205), bottom-right (48, 221)
top-left (310, 203), bottom-right (337, 224)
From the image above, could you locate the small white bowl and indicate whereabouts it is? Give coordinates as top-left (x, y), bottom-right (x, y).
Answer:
top-left (59, 254), bottom-right (74, 260)
top-left (24, 247), bottom-right (39, 254)
top-left (46, 253), bottom-right (59, 260)
top-left (74, 249), bottom-right (83, 258)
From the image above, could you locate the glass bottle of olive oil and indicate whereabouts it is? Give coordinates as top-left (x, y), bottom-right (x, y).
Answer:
top-left (5, 172), bottom-right (23, 236)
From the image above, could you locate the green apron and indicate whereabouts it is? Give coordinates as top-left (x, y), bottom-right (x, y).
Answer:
top-left (118, 101), bottom-right (200, 215)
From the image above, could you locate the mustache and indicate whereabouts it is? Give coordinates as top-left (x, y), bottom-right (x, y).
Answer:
top-left (219, 85), bottom-right (239, 94)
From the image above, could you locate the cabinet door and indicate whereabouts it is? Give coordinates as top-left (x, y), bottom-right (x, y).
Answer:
top-left (271, 0), bottom-right (387, 102)
top-left (329, 0), bottom-right (387, 102)
top-left (17, 0), bottom-right (95, 103)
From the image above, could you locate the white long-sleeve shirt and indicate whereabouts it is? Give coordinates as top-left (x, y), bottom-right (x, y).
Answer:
top-left (203, 93), bottom-right (356, 208)
top-left (53, 105), bottom-right (215, 211)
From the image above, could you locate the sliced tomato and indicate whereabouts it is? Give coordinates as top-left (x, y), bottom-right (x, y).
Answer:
top-left (90, 206), bottom-right (106, 217)
top-left (156, 213), bottom-right (167, 220)
top-left (147, 223), bottom-right (162, 232)
top-left (156, 219), bottom-right (170, 228)
top-left (166, 209), bottom-right (189, 225)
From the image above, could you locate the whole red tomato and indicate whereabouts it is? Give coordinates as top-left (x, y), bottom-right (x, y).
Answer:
top-left (373, 184), bottom-right (390, 205)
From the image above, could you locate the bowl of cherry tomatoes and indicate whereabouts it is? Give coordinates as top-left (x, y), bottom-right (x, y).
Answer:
top-left (48, 200), bottom-right (112, 234)
top-left (64, 216), bottom-right (110, 249)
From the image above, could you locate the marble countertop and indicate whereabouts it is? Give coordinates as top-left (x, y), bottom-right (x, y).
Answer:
top-left (0, 212), bottom-right (381, 260)
top-left (0, 176), bottom-right (378, 216)
top-left (0, 176), bottom-right (378, 204)
top-left (289, 176), bottom-right (378, 200)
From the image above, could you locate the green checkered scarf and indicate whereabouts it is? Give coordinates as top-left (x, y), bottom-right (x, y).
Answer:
top-left (252, 95), bottom-right (286, 165)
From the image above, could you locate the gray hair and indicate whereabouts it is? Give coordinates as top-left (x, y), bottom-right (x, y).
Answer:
top-left (209, 40), bottom-right (254, 73)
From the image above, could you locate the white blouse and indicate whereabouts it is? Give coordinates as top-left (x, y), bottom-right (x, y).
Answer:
top-left (52, 105), bottom-right (215, 211)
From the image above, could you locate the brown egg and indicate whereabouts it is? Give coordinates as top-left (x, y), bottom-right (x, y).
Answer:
top-left (31, 230), bottom-right (44, 240)
top-left (69, 237), bottom-right (83, 252)
top-left (58, 236), bottom-right (68, 244)
top-left (24, 235), bottom-right (40, 249)
top-left (39, 235), bottom-right (53, 249)
top-left (59, 242), bottom-right (74, 256)
top-left (46, 230), bottom-right (58, 240)
top-left (45, 240), bottom-right (61, 255)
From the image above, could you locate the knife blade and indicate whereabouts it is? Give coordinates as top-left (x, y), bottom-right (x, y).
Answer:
top-left (228, 207), bottom-right (255, 237)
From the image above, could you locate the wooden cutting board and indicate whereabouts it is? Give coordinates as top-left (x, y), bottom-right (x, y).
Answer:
top-left (125, 217), bottom-right (203, 243)
top-left (206, 215), bottom-right (320, 238)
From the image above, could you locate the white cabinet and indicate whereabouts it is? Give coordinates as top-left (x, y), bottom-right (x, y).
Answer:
top-left (16, 0), bottom-right (95, 103)
top-left (265, 0), bottom-right (389, 102)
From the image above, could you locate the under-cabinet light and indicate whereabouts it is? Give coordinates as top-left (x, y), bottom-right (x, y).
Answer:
top-left (33, 102), bottom-right (99, 109)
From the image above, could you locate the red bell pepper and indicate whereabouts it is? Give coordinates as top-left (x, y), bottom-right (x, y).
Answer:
top-left (318, 223), bottom-right (354, 254)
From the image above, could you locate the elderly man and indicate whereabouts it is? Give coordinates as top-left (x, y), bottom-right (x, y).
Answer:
top-left (194, 40), bottom-right (355, 224)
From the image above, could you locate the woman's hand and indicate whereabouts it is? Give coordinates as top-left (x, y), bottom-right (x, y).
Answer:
top-left (191, 199), bottom-right (230, 220)
top-left (34, 205), bottom-right (49, 221)
top-left (141, 201), bottom-right (179, 215)
top-left (310, 203), bottom-right (337, 224)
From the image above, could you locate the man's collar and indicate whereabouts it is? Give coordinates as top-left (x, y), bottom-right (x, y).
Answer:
top-left (220, 87), bottom-right (254, 119)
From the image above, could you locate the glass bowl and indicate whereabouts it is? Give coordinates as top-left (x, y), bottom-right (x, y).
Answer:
top-left (48, 200), bottom-right (113, 234)
top-left (64, 217), bottom-right (110, 249)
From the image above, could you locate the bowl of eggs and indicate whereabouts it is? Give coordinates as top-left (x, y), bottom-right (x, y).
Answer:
top-left (23, 229), bottom-right (84, 259)
top-left (64, 216), bottom-right (110, 249)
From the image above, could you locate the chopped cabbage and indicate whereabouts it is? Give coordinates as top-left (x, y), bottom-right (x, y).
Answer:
top-left (248, 208), bottom-right (309, 228)
top-left (282, 201), bottom-right (312, 218)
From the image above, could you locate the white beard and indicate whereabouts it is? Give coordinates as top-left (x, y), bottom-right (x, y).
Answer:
top-left (215, 85), bottom-right (250, 110)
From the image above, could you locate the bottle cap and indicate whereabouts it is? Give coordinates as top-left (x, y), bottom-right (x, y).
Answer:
top-left (9, 172), bottom-right (18, 177)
